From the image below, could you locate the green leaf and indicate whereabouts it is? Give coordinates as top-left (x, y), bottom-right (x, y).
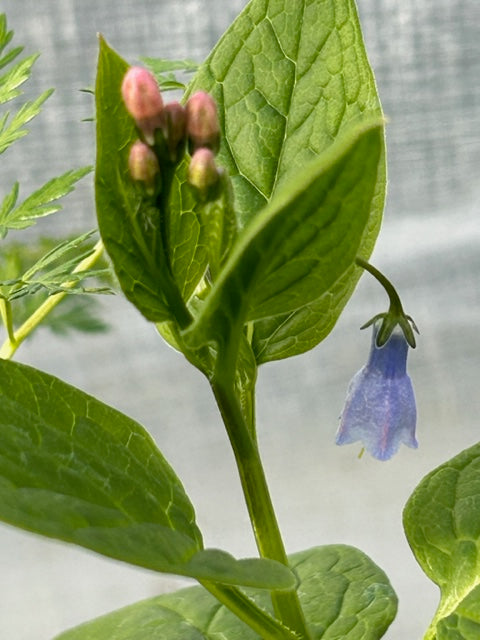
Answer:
top-left (0, 51), bottom-right (39, 104)
top-left (0, 358), bottom-right (201, 568)
top-left (186, 0), bottom-right (385, 362)
top-left (166, 159), bottom-right (210, 300)
top-left (0, 15), bottom-right (54, 155)
top-left (95, 38), bottom-right (206, 324)
top-left (0, 231), bottom-right (110, 299)
top-left (436, 586), bottom-right (480, 640)
top-left (403, 442), bottom-right (480, 639)
top-left (188, 0), bottom-right (383, 229)
top-left (43, 295), bottom-right (110, 335)
top-left (142, 56), bottom-right (198, 91)
top-left (0, 14), bottom-right (15, 59)
top-left (56, 544), bottom-right (397, 640)
top-left (0, 166), bottom-right (92, 237)
top-left (183, 119), bottom-right (383, 354)
top-left (0, 88), bottom-right (53, 155)
top-left (0, 359), bottom-right (294, 590)
top-left (0, 236), bottom-right (111, 334)
top-left (251, 262), bottom-right (365, 363)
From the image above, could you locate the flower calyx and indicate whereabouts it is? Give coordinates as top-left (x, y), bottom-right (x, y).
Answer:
top-left (355, 257), bottom-right (419, 348)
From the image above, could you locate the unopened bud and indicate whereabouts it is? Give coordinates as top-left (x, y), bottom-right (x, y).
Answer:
top-left (185, 91), bottom-right (220, 154)
top-left (128, 140), bottom-right (160, 194)
top-left (121, 66), bottom-right (164, 144)
top-left (188, 147), bottom-right (220, 200)
top-left (163, 101), bottom-right (186, 163)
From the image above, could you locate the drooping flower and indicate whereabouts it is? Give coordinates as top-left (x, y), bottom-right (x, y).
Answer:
top-left (336, 322), bottom-right (417, 461)
top-left (335, 257), bottom-right (419, 461)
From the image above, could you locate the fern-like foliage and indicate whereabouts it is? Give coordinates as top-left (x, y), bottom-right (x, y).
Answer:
top-left (0, 12), bottom-right (110, 347)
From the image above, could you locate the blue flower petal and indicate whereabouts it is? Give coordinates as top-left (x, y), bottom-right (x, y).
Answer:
top-left (336, 325), bottom-right (417, 460)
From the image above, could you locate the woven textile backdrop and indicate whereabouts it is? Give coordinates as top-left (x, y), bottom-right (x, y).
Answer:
top-left (1, 1), bottom-right (479, 638)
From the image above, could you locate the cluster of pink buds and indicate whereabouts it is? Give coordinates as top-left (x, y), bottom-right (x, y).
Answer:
top-left (121, 66), bottom-right (222, 200)
top-left (185, 91), bottom-right (221, 198)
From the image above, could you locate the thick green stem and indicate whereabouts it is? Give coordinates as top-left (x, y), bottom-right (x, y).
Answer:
top-left (211, 376), bottom-right (311, 640)
top-left (200, 581), bottom-right (300, 640)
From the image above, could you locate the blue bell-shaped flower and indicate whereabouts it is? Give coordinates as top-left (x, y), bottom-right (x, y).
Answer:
top-left (336, 322), bottom-right (417, 460)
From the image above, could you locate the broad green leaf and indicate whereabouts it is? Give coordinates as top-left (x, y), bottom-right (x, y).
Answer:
top-left (436, 585), bottom-right (480, 640)
top-left (183, 119), bottom-right (383, 353)
top-left (0, 166), bottom-right (91, 238)
top-left (167, 159), bottom-right (209, 300)
top-left (187, 0), bottom-right (383, 229)
top-left (95, 38), bottom-right (207, 323)
top-left (252, 268), bottom-right (356, 362)
top-left (186, 0), bottom-right (385, 362)
top-left (0, 359), bottom-right (293, 589)
top-left (56, 544), bottom-right (397, 640)
top-left (403, 442), bottom-right (480, 639)
top-left (0, 358), bottom-right (201, 569)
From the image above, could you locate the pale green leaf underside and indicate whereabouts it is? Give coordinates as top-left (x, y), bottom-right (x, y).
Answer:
top-left (56, 544), bottom-right (397, 640)
top-left (0, 359), bottom-right (293, 589)
top-left (403, 442), bottom-right (480, 638)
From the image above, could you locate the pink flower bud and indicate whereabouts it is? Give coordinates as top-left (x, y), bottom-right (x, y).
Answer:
top-left (188, 147), bottom-right (220, 198)
top-left (185, 91), bottom-right (220, 154)
top-left (128, 140), bottom-right (160, 194)
top-left (163, 101), bottom-right (186, 163)
top-left (121, 66), bottom-right (164, 144)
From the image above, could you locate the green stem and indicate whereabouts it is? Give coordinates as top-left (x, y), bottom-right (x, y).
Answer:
top-left (355, 257), bottom-right (404, 315)
top-left (0, 297), bottom-right (15, 346)
top-left (0, 240), bottom-right (105, 360)
top-left (211, 375), bottom-right (311, 639)
top-left (200, 581), bottom-right (300, 640)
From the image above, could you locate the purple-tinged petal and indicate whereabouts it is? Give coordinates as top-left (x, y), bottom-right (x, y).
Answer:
top-left (336, 326), bottom-right (417, 460)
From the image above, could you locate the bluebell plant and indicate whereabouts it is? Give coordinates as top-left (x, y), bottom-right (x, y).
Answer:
top-left (1, 4), bottom-right (480, 640)
top-left (336, 258), bottom-right (418, 460)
